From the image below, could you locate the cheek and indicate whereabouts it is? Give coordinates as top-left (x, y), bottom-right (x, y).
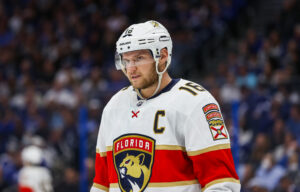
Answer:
top-left (144, 64), bottom-right (156, 76)
top-left (125, 70), bottom-right (130, 77)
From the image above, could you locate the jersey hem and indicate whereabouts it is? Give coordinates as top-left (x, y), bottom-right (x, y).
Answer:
top-left (92, 183), bottom-right (109, 191)
top-left (202, 177), bottom-right (240, 191)
top-left (109, 179), bottom-right (199, 188)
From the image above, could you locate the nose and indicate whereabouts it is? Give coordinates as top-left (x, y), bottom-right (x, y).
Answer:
top-left (125, 60), bottom-right (137, 68)
top-left (126, 64), bottom-right (137, 73)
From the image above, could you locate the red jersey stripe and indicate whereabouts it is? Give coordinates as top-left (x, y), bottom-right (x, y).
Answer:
top-left (189, 148), bottom-right (239, 188)
top-left (93, 153), bottom-right (109, 187)
top-left (98, 145), bottom-right (238, 187)
top-left (106, 150), bottom-right (196, 183)
top-left (150, 150), bottom-right (195, 182)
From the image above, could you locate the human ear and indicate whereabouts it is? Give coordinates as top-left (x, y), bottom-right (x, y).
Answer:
top-left (158, 48), bottom-right (168, 70)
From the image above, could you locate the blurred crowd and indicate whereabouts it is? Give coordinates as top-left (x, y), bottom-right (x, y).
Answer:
top-left (0, 0), bottom-right (299, 192)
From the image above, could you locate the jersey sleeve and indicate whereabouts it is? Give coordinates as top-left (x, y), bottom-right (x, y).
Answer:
top-left (90, 107), bottom-right (110, 192)
top-left (183, 93), bottom-right (240, 192)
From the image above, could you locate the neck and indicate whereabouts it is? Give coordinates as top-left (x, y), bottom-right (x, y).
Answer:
top-left (140, 73), bottom-right (172, 99)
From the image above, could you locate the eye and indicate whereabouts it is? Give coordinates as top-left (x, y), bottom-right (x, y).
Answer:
top-left (136, 56), bottom-right (144, 61)
top-left (125, 160), bottom-right (130, 164)
top-left (122, 60), bottom-right (130, 66)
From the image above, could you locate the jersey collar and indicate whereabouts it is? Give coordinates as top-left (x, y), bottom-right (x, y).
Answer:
top-left (137, 78), bottom-right (180, 100)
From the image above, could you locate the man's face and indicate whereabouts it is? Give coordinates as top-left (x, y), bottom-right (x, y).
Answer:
top-left (122, 50), bottom-right (158, 89)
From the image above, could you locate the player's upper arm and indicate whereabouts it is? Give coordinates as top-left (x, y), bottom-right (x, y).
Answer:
top-left (91, 106), bottom-right (110, 191)
top-left (182, 92), bottom-right (240, 191)
top-left (96, 106), bottom-right (109, 154)
top-left (183, 92), bottom-right (230, 150)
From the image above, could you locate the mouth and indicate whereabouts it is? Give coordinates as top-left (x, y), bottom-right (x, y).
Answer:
top-left (131, 75), bottom-right (140, 81)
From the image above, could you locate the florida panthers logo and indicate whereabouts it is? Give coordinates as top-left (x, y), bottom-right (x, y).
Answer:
top-left (119, 153), bottom-right (150, 191)
top-left (113, 134), bottom-right (155, 192)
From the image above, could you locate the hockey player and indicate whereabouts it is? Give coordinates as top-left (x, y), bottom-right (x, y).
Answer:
top-left (90, 20), bottom-right (240, 192)
top-left (18, 145), bottom-right (53, 192)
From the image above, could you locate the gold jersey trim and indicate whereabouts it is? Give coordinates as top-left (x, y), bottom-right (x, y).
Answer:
top-left (106, 145), bottom-right (186, 152)
top-left (187, 143), bottom-right (231, 156)
top-left (93, 183), bottom-right (108, 191)
top-left (109, 183), bottom-right (119, 188)
top-left (148, 180), bottom-right (199, 187)
top-left (106, 146), bottom-right (112, 151)
top-left (110, 179), bottom-right (199, 188)
top-left (155, 145), bottom-right (186, 151)
top-left (103, 143), bottom-right (230, 157)
top-left (96, 148), bottom-right (107, 157)
top-left (202, 178), bottom-right (240, 191)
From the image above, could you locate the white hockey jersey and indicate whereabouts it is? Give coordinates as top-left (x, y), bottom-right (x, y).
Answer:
top-left (91, 79), bottom-right (240, 192)
top-left (18, 165), bottom-right (53, 192)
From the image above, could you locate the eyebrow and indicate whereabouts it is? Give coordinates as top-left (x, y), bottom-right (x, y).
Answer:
top-left (123, 52), bottom-right (149, 60)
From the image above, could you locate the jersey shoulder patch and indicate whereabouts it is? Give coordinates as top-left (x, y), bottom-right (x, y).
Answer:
top-left (202, 103), bottom-right (228, 140)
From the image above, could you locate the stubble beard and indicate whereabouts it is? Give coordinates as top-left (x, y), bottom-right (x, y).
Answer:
top-left (130, 65), bottom-right (158, 90)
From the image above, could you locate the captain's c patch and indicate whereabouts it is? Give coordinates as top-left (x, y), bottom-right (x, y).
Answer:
top-left (202, 103), bottom-right (228, 140)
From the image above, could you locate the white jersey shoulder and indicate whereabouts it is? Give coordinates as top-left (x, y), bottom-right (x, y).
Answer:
top-left (103, 85), bottom-right (133, 111)
top-left (105, 79), bottom-right (216, 112)
top-left (166, 79), bottom-right (218, 114)
top-left (168, 79), bottom-right (231, 151)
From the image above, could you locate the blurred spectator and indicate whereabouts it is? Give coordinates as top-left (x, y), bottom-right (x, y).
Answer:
top-left (247, 153), bottom-right (286, 191)
top-left (44, 77), bottom-right (78, 109)
top-left (81, 66), bottom-right (108, 102)
top-left (18, 145), bottom-right (53, 192)
top-left (220, 72), bottom-right (241, 104)
top-left (55, 167), bottom-right (79, 192)
top-left (0, 138), bottom-right (22, 191)
top-left (287, 104), bottom-right (300, 144)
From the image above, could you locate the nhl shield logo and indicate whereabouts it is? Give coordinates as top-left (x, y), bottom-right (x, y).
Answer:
top-left (113, 134), bottom-right (155, 192)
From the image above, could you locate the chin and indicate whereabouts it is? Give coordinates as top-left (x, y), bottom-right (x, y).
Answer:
top-left (130, 81), bottom-right (140, 89)
top-left (130, 79), bottom-right (154, 90)
top-left (129, 79), bottom-right (142, 88)
top-left (132, 84), bottom-right (143, 89)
